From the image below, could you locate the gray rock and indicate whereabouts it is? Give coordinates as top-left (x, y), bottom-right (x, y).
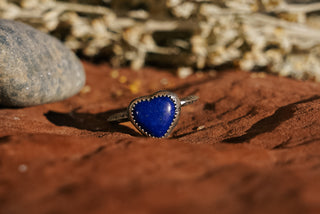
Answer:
top-left (0, 19), bottom-right (85, 107)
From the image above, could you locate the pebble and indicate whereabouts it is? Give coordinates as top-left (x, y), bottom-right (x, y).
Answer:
top-left (18, 164), bottom-right (28, 173)
top-left (0, 19), bottom-right (85, 107)
top-left (177, 67), bottom-right (193, 79)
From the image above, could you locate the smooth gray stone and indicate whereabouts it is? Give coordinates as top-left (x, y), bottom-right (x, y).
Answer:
top-left (0, 19), bottom-right (85, 107)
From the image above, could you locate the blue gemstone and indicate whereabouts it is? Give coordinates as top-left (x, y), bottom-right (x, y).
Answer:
top-left (132, 96), bottom-right (176, 137)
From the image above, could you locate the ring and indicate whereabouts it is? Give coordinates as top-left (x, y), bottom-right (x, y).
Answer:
top-left (107, 90), bottom-right (199, 138)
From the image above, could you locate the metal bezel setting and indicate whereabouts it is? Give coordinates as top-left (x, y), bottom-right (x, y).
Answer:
top-left (127, 90), bottom-right (181, 138)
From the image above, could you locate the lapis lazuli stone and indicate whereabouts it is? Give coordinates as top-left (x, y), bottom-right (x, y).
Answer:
top-left (132, 96), bottom-right (176, 137)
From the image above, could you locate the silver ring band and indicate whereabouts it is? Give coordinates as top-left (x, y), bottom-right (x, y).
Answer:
top-left (180, 95), bottom-right (199, 107)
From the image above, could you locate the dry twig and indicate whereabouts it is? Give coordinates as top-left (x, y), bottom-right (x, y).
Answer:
top-left (1, 0), bottom-right (320, 80)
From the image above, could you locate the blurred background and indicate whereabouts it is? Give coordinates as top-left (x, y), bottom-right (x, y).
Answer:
top-left (1, 0), bottom-right (320, 80)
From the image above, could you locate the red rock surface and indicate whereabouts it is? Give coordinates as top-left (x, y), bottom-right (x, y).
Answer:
top-left (1, 62), bottom-right (320, 214)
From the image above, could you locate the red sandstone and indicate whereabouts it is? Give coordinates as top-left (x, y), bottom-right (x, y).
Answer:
top-left (1, 62), bottom-right (320, 213)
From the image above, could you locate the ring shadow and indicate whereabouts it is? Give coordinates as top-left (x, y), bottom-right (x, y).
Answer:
top-left (44, 108), bottom-right (140, 137)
